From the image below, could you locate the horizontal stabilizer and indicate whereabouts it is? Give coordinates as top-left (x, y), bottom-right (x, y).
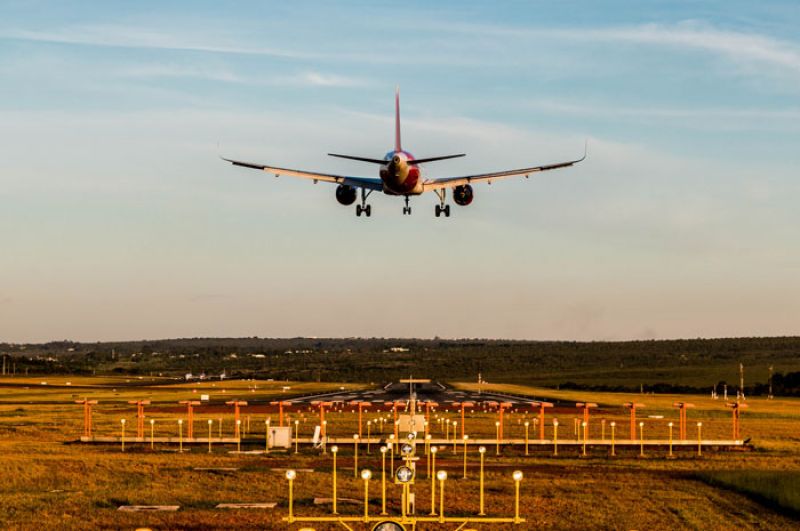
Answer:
top-left (328, 153), bottom-right (387, 164)
top-left (411, 154), bottom-right (466, 164)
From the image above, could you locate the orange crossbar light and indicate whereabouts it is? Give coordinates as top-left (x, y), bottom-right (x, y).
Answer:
top-left (270, 400), bottom-right (291, 427)
top-left (497, 402), bottom-right (513, 440)
top-left (726, 402), bottom-right (748, 440)
top-left (226, 400), bottom-right (248, 429)
top-left (179, 400), bottom-right (201, 439)
top-left (384, 401), bottom-right (406, 441)
top-left (576, 403), bottom-right (598, 437)
top-left (349, 401), bottom-right (371, 438)
top-left (672, 402), bottom-right (694, 440)
top-left (423, 401), bottom-right (438, 425)
top-left (530, 402), bottom-right (553, 440)
top-left (128, 400), bottom-right (151, 438)
top-left (76, 399), bottom-right (98, 437)
top-left (313, 401), bottom-right (334, 438)
top-left (623, 402), bottom-right (645, 440)
top-left (453, 402), bottom-right (475, 439)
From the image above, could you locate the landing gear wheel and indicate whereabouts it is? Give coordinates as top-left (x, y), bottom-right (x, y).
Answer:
top-left (434, 189), bottom-right (449, 218)
top-left (356, 188), bottom-right (373, 218)
top-left (402, 196), bottom-right (412, 216)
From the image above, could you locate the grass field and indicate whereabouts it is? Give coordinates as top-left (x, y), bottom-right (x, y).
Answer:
top-left (1, 377), bottom-right (799, 529)
top-left (697, 471), bottom-right (800, 517)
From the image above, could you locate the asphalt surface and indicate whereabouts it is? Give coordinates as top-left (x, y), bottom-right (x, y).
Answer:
top-left (286, 381), bottom-right (571, 408)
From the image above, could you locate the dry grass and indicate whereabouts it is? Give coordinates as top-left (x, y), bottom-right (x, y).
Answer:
top-left (0, 377), bottom-right (798, 529)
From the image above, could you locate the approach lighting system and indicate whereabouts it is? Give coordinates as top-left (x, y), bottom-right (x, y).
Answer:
top-left (400, 442), bottom-right (414, 456)
top-left (395, 466), bottom-right (414, 484)
top-left (372, 521), bottom-right (406, 531)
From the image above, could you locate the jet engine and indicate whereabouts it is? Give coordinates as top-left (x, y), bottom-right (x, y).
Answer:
top-left (335, 185), bottom-right (357, 205)
top-left (453, 184), bottom-right (474, 206)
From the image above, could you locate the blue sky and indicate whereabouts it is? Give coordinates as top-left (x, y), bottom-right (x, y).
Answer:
top-left (1, 1), bottom-right (799, 342)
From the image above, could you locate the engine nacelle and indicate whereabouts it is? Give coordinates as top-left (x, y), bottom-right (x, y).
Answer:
top-left (453, 184), bottom-right (474, 206)
top-left (335, 185), bottom-right (357, 206)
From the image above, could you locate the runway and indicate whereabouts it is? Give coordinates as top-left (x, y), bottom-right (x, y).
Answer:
top-left (285, 381), bottom-right (571, 408)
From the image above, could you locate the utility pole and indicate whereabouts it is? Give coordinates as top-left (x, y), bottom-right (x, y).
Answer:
top-left (768, 365), bottom-right (774, 400)
top-left (739, 363), bottom-right (745, 401)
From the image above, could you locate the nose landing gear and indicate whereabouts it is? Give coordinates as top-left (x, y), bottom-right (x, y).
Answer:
top-left (402, 195), bottom-right (412, 215)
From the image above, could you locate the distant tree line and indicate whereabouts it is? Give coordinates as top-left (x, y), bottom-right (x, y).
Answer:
top-left (1, 336), bottom-right (799, 396)
top-left (559, 372), bottom-right (800, 397)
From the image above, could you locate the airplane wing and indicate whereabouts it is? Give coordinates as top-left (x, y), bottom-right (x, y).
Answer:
top-left (421, 149), bottom-right (586, 192)
top-left (222, 157), bottom-right (384, 191)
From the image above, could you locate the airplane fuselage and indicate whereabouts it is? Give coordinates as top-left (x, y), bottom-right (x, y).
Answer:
top-left (379, 150), bottom-right (424, 195)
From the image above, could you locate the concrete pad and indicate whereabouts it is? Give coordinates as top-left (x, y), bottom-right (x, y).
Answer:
top-left (118, 505), bottom-right (180, 512)
top-left (227, 450), bottom-right (264, 455)
top-left (215, 503), bottom-right (276, 509)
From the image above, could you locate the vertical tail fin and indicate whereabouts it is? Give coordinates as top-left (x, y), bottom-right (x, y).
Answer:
top-left (394, 86), bottom-right (402, 152)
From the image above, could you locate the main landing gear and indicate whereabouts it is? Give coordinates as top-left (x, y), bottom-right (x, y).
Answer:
top-left (402, 195), bottom-right (412, 215)
top-left (356, 189), bottom-right (373, 217)
top-left (434, 189), bottom-right (451, 218)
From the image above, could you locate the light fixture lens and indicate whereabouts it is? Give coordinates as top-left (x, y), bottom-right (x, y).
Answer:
top-left (513, 470), bottom-right (523, 481)
top-left (436, 470), bottom-right (447, 481)
top-left (361, 469), bottom-right (372, 480)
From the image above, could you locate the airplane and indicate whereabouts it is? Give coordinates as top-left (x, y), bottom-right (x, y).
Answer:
top-left (222, 89), bottom-right (585, 218)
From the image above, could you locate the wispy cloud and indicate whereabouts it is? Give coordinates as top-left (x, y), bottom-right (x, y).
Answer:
top-left (431, 20), bottom-right (800, 75)
top-left (1, 25), bottom-right (320, 59)
top-left (116, 62), bottom-right (370, 88)
top-left (522, 99), bottom-right (800, 131)
top-left (576, 23), bottom-right (800, 74)
top-left (297, 71), bottom-right (365, 87)
top-left (117, 64), bottom-right (246, 83)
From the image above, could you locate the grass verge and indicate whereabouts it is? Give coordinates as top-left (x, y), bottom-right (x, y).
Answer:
top-left (696, 470), bottom-right (800, 518)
